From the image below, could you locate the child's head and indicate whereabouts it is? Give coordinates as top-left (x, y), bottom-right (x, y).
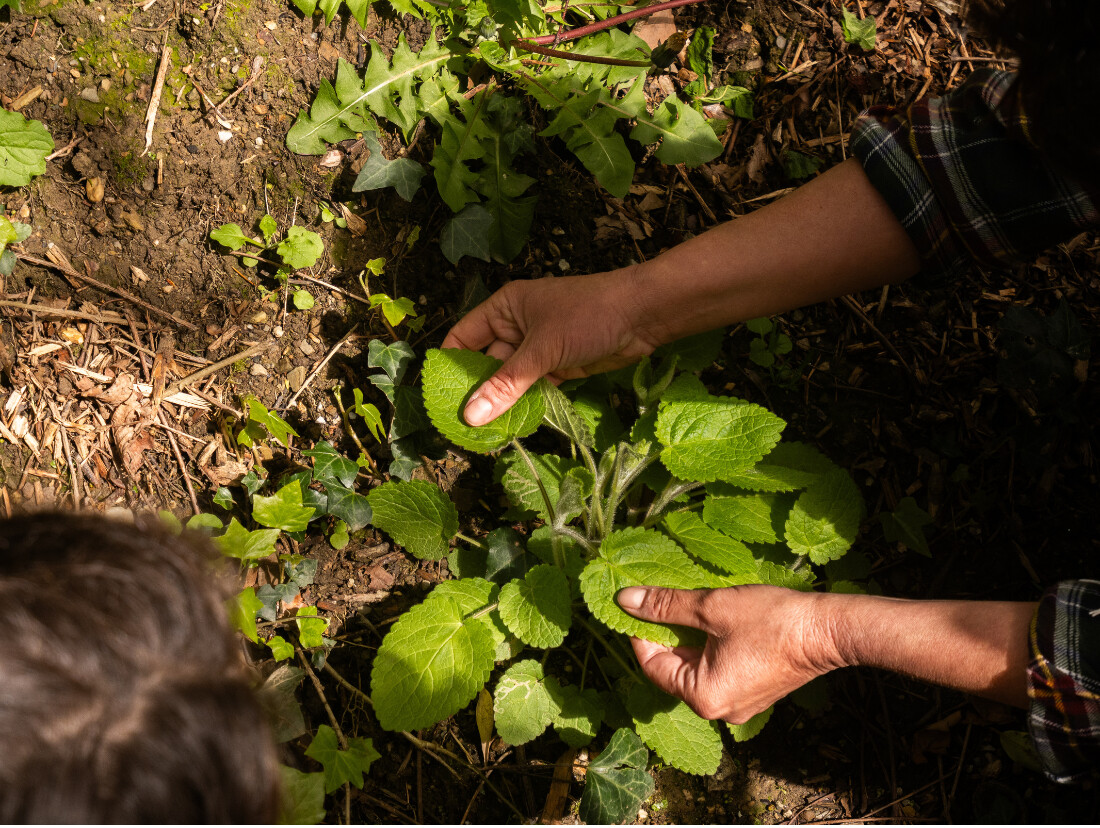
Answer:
top-left (0, 511), bottom-right (279, 823)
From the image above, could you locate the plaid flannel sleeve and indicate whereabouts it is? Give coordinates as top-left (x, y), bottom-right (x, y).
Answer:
top-left (850, 69), bottom-right (1099, 281)
top-left (1027, 580), bottom-right (1100, 783)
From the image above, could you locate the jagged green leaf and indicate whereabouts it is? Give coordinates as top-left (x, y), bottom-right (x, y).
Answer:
top-left (302, 441), bottom-right (359, 488)
top-left (841, 9), bottom-right (877, 51)
top-left (627, 681), bottom-right (722, 775)
top-left (0, 109), bottom-right (53, 187)
top-left (472, 96), bottom-right (536, 262)
top-left (714, 441), bottom-right (834, 492)
top-left (433, 578), bottom-right (511, 656)
top-left (578, 729), bottom-right (655, 825)
top-left (228, 587), bottom-right (264, 643)
top-left (551, 683), bottom-right (605, 747)
top-left (785, 467), bottom-right (863, 564)
top-left (440, 203), bottom-right (493, 264)
top-left (493, 659), bottom-right (560, 745)
top-left (656, 395), bottom-right (786, 483)
top-left (305, 725), bottom-right (380, 793)
top-left (422, 348), bottom-right (545, 452)
top-left (727, 706), bottom-right (772, 741)
top-left (701, 491), bottom-right (791, 544)
top-left (496, 451), bottom-right (589, 522)
top-left (498, 564), bottom-right (572, 648)
top-left (615, 83), bottom-right (723, 166)
top-left (541, 380), bottom-right (595, 448)
top-left (580, 527), bottom-right (711, 647)
top-left (371, 590), bottom-right (496, 731)
top-left (662, 510), bottom-right (757, 582)
top-left (431, 90), bottom-right (493, 212)
top-left (295, 607), bottom-right (328, 649)
top-left (253, 481), bottom-right (317, 532)
top-left (213, 518), bottom-right (281, 562)
top-left (482, 526), bottom-right (536, 584)
top-left (352, 131), bottom-right (426, 201)
top-left (366, 479), bottom-right (458, 560)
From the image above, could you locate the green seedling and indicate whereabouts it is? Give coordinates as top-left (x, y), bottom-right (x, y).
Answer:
top-left (746, 317), bottom-right (793, 368)
top-left (211, 217), bottom-right (324, 310)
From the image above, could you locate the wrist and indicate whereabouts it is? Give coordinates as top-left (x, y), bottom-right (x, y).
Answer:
top-left (808, 591), bottom-right (863, 673)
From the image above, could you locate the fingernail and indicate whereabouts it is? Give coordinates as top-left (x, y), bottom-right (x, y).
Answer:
top-left (464, 396), bottom-right (493, 427)
top-left (617, 587), bottom-right (646, 611)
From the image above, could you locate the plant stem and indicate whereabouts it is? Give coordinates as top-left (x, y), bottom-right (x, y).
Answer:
top-left (643, 479), bottom-right (704, 527)
top-left (603, 447), bottom-right (663, 533)
top-left (455, 531), bottom-right (487, 550)
top-left (556, 524), bottom-right (598, 555)
top-left (322, 661), bottom-right (374, 708)
top-left (233, 249), bottom-right (284, 268)
top-left (509, 39), bottom-right (652, 67)
top-left (577, 615), bottom-right (641, 682)
top-left (524, 0), bottom-right (710, 46)
top-left (511, 438), bottom-right (557, 525)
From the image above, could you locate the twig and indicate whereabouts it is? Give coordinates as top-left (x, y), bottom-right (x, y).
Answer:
top-left (284, 323), bottom-right (359, 411)
top-left (288, 273), bottom-right (372, 306)
top-left (0, 299), bottom-right (142, 327)
top-left (839, 295), bottom-right (915, 383)
top-left (45, 133), bottom-right (84, 162)
top-left (47, 401), bottom-right (82, 509)
top-left (160, 411), bottom-right (200, 515)
top-left (676, 164), bottom-right (718, 224)
top-left (160, 341), bottom-right (270, 400)
top-left (217, 55), bottom-right (265, 110)
top-left (143, 29), bottom-right (172, 155)
top-left (297, 649), bottom-right (352, 826)
top-left (15, 248), bottom-right (199, 332)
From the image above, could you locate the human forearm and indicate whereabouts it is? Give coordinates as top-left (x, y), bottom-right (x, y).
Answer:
top-left (819, 592), bottom-right (1036, 708)
top-left (627, 157), bottom-right (922, 346)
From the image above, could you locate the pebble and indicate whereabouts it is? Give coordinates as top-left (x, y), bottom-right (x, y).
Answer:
top-left (250, 363), bottom-right (269, 377)
top-left (298, 339), bottom-right (315, 357)
top-left (248, 311), bottom-right (269, 325)
top-left (85, 177), bottom-right (104, 203)
top-left (273, 326), bottom-right (284, 338)
top-left (287, 365), bottom-right (307, 392)
top-left (121, 211), bottom-right (145, 233)
top-left (79, 87), bottom-right (99, 103)
top-left (99, 78), bottom-right (111, 94)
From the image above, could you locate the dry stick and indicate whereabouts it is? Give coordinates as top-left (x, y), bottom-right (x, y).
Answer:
top-left (676, 164), bottom-right (718, 224)
top-left (143, 29), bottom-right (172, 155)
top-left (839, 294), bottom-right (915, 383)
top-left (284, 323), bottom-right (359, 412)
top-left (160, 341), bottom-right (270, 400)
top-left (217, 54), bottom-right (265, 110)
top-left (0, 299), bottom-right (141, 327)
top-left (15, 250), bottom-right (199, 332)
top-left (523, 0), bottom-right (709, 45)
top-left (45, 133), bottom-right (84, 162)
top-left (47, 400), bottom-right (82, 509)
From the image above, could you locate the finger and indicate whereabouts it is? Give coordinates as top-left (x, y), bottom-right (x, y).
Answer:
top-left (616, 586), bottom-right (715, 633)
top-left (485, 340), bottom-right (517, 364)
top-left (463, 341), bottom-right (548, 427)
top-left (441, 300), bottom-right (498, 353)
top-left (629, 636), bottom-right (702, 701)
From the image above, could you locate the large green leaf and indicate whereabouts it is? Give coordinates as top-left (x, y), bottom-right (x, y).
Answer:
top-left (578, 729), bottom-right (654, 825)
top-left (701, 492), bottom-right (791, 545)
top-left (431, 90), bottom-right (493, 213)
top-left (726, 706), bottom-right (773, 742)
top-left (367, 339), bottom-right (416, 384)
top-left (421, 348), bottom-right (545, 452)
top-left (277, 226), bottom-right (325, 270)
top-left (716, 441), bottom-right (834, 492)
top-left (253, 481), bottom-right (317, 532)
top-left (627, 681), bottom-right (722, 775)
top-left (496, 451), bottom-right (589, 522)
top-left (440, 203), bottom-right (493, 264)
top-left (656, 396), bottom-right (786, 483)
top-left (286, 39), bottom-right (451, 154)
top-left (0, 109), bottom-right (53, 187)
top-left (662, 510), bottom-right (757, 582)
top-left (304, 725), bottom-right (380, 793)
top-left (878, 496), bottom-right (932, 557)
top-left (580, 527), bottom-right (711, 646)
top-left (371, 591), bottom-right (496, 731)
top-left (473, 98), bottom-right (536, 262)
top-left (278, 766), bottom-right (326, 825)
top-left (784, 467), bottom-right (863, 564)
top-left (352, 131), bottom-right (426, 201)
top-left (432, 578), bottom-right (511, 656)
top-left (551, 683), bottom-right (605, 747)
top-left (541, 380), bottom-right (595, 448)
top-left (493, 659), bottom-right (560, 745)
top-left (498, 564), bottom-right (572, 648)
top-left (366, 479), bottom-right (458, 560)
top-left (618, 84), bottom-right (723, 166)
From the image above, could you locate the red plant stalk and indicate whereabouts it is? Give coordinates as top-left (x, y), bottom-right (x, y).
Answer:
top-left (524, 0), bottom-right (711, 46)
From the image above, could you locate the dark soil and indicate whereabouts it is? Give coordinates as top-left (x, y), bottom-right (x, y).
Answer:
top-left (1, 0), bottom-right (1097, 823)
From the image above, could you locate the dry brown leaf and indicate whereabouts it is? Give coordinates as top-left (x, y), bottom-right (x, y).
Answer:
top-left (85, 373), bottom-right (137, 407)
top-left (632, 10), bottom-right (677, 50)
top-left (746, 134), bottom-right (768, 184)
top-left (201, 459), bottom-right (250, 487)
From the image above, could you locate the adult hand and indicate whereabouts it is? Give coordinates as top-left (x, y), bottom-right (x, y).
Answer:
top-left (441, 267), bottom-right (660, 426)
top-left (616, 585), bottom-right (844, 724)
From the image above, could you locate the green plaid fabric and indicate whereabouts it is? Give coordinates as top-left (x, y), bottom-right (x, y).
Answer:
top-left (852, 69), bottom-right (1099, 281)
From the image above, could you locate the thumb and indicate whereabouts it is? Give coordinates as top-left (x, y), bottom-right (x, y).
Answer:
top-left (463, 343), bottom-right (546, 427)
top-left (616, 586), bottom-right (713, 632)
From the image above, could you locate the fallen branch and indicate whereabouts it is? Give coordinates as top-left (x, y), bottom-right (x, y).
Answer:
top-left (143, 29), bottom-right (172, 155)
top-left (160, 341), bottom-right (270, 400)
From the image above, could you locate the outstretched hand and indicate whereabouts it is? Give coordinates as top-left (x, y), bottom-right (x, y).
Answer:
top-left (616, 585), bottom-right (844, 724)
top-left (441, 268), bottom-right (660, 426)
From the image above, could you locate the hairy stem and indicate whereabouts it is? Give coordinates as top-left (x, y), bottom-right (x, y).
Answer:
top-left (643, 479), bottom-right (704, 527)
top-left (454, 531), bottom-right (487, 550)
top-left (577, 616), bottom-right (641, 682)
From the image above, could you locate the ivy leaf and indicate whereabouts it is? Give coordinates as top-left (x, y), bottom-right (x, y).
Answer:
top-left (662, 511), bottom-right (758, 582)
top-left (213, 517), bottom-right (281, 562)
top-left (0, 109), bottom-right (54, 187)
top-left (726, 705), bottom-right (773, 742)
top-left (366, 479), bottom-right (458, 560)
top-left (878, 496), bottom-right (932, 557)
top-left (277, 226), bottom-right (325, 270)
top-left (580, 527), bottom-right (711, 647)
top-left (305, 725), bottom-right (381, 793)
top-left (371, 591), bottom-right (497, 731)
top-left (352, 131), bottom-right (426, 201)
top-left (296, 607), bottom-right (329, 649)
top-left (656, 396), bottom-right (786, 483)
top-left (268, 635), bottom-right (294, 661)
top-left (492, 659), bottom-right (561, 745)
top-left (785, 467), bottom-right (863, 565)
top-left (228, 587), bottom-right (264, 643)
top-left (498, 564), bottom-right (572, 648)
top-left (701, 492), bottom-right (791, 544)
top-left (210, 222), bottom-right (257, 251)
top-left (841, 9), bottom-right (877, 51)
top-left (422, 348), bottom-right (545, 453)
top-left (240, 396), bottom-right (298, 448)
top-left (716, 441), bottom-right (833, 492)
top-left (324, 484), bottom-right (373, 532)
top-left (627, 681), bottom-right (722, 775)
top-left (440, 203), bottom-right (493, 264)
top-left (261, 665), bottom-right (307, 743)
top-left (253, 481), bottom-right (317, 532)
top-left (551, 683), bottom-right (605, 747)
top-left (367, 339), bottom-right (416, 384)
top-left (277, 766), bottom-right (326, 825)
top-left (578, 729), bottom-right (655, 826)
top-left (541, 380), bottom-right (595, 448)
top-left (302, 441), bottom-right (359, 488)
top-left (483, 526), bottom-right (535, 585)
top-left (369, 293), bottom-right (416, 327)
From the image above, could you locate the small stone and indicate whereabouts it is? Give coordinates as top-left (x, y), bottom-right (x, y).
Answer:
top-left (248, 311), bottom-right (269, 325)
top-left (275, 356), bottom-right (293, 374)
top-left (264, 20), bottom-right (277, 29)
top-left (217, 130), bottom-right (233, 143)
top-left (298, 339), bottom-right (315, 357)
top-left (186, 144), bottom-right (200, 154)
top-left (99, 77), bottom-right (111, 93)
top-left (141, 174), bottom-right (155, 193)
top-left (287, 365), bottom-right (307, 391)
top-left (85, 177), bottom-right (104, 203)
top-left (79, 87), bottom-right (99, 103)
top-left (273, 326), bottom-right (284, 338)
top-left (121, 211), bottom-right (145, 233)
top-left (250, 363), bottom-right (269, 377)
top-left (558, 258), bottom-right (570, 272)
